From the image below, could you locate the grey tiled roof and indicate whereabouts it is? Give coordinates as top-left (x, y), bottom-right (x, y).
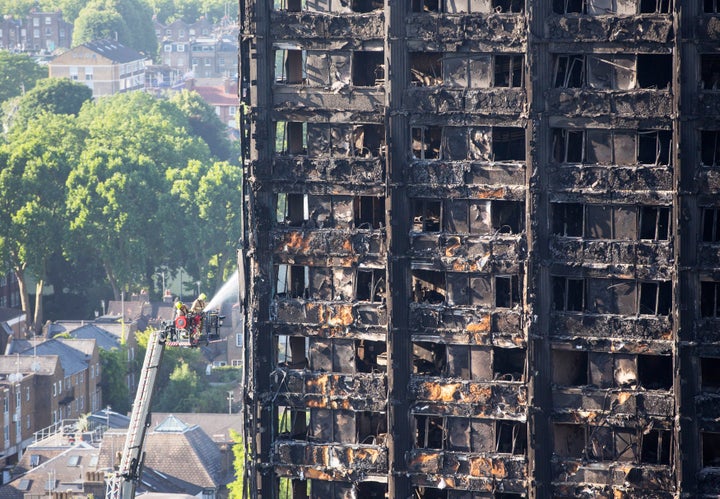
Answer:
top-left (84, 40), bottom-right (146, 62)
top-left (66, 324), bottom-right (121, 350)
top-left (0, 354), bottom-right (58, 376)
top-left (20, 339), bottom-right (89, 376)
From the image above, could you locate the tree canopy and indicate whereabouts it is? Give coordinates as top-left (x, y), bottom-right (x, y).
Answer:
top-left (0, 53), bottom-right (46, 122)
top-left (73, 0), bottom-right (158, 56)
top-left (7, 78), bottom-right (93, 134)
top-left (0, 84), bottom-right (241, 327)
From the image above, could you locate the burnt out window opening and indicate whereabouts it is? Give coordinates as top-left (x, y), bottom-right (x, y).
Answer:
top-left (495, 275), bottom-right (521, 308)
top-left (553, 276), bottom-right (585, 311)
top-left (412, 126), bottom-right (442, 159)
top-left (414, 415), bottom-right (525, 453)
top-left (274, 48), bottom-right (305, 84)
top-left (640, 0), bottom-right (671, 13)
top-left (442, 199), bottom-right (524, 235)
top-left (702, 130), bottom-right (720, 166)
top-left (640, 429), bottom-right (672, 465)
top-left (701, 357), bottom-right (720, 391)
top-left (702, 207), bottom-right (720, 242)
top-left (554, 54), bottom-right (585, 88)
top-left (356, 268), bottom-right (386, 302)
top-left (552, 203), bottom-right (584, 237)
top-left (276, 193), bottom-right (308, 226)
top-left (637, 354), bottom-right (673, 390)
top-left (413, 342), bottom-right (446, 376)
top-left (492, 0), bottom-right (524, 13)
top-left (414, 415), bottom-right (445, 449)
top-left (552, 349), bottom-right (588, 386)
top-left (554, 424), bottom-right (650, 462)
top-left (638, 282), bottom-right (672, 316)
top-left (353, 124), bottom-right (385, 157)
top-left (413, 199), bottom-right (442, 232)
top-left (353, 196), bottom-right (384, 229)
top-left (277, 335), bottom-right (309, 369)
top-left (553, 0), bottom-right (671, 15)
top-left (309, 338), bottom-right (355, 373)
top-left (445, 344), bottom-right (491, 380)
top-left (552, 128), bottom-right (671, 165)
top-left (277, 406), bottom-right (309, 440)
top-left (276, 121), bottom-right (307, 155)
top-left (352, 0), bottom-right (383, 12)
top-left (277, 477), bottom-right (308, 499)
top-left (410, 52), bottom-right (443, 86)
top-left (412, 270), bottom-right (447, 304)
top-left (494, 55), bottom-right (523, 87)
top-left (352, 51), bottom-right (384, 86)
top-left (552, 203), bottom-right (671, 240)
top-left (639, 206), bottom-right (671, 240)
top-left (493, 347), bottom-right (525, 381)
top-left (553, 276), bottom-right (671, 316)
top-left (554, 54), bottom-right (669, 89)
top-left (702, 54), bottom-right (720, 90)
top-left (492, 127), bottom-right (526, 161)
top-left (701, 281), bottom-right (720, 318)
top-left (356, 340), bottom-right (387, 373)
top-left (491, 200), bottom-right (524, 234)
top-left (706, 0), bottom-right (720, 13)
top-left (273, 0), bottom-right (304, 11)
top-left (702, 432), bottom-right (720, 467)
top-left (411, 0), bottom-right (440, 13)
top-left (496, 420), bottom-right (527, 454)
top-left (309, 408), bottom-right (387, 445)
top-left (356, 482), bottom-right (387, 499)
top-left (275, 264), bottom-right (309, 299)
top-left (309, 408), bottom-right (358, 443)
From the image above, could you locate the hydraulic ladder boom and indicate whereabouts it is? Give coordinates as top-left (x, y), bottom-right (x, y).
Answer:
top-left (106, 330), bottom-right (166, 499)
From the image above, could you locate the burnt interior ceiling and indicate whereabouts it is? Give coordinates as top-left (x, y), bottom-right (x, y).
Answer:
top-left (240, 0), bottom-right (720, 497)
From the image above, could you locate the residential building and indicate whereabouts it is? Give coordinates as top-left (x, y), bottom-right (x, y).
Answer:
top-left (240, 0), bottom-right (720, 497)
top-left (0, 11), bottom-right (72, 53)
top-left (0, 275), bottom-right (20, 313)
top-left (48, 40), bottom-right (146, 98)
top-left (190, 37), bottom-right (237, 79)
top-left (187, 78), bottom-right (239, 129)
top-left (100, 414), bottom-right (233, 498)
top-left (0, 355), bottom-right (62, 466)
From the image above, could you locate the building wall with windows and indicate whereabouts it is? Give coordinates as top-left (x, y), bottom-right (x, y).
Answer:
top-left (0, 11), bottom-right (72, 53)
top-left (242, 0), bottom-right (720, 497)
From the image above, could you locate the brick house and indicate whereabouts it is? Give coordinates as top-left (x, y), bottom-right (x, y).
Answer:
top-left (48, 40), bottom-right (146, 98)
top-left (0, 11), bottom-right (72, 53)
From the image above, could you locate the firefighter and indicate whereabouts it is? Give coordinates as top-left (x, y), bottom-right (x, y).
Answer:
top-left (174, 301), bottom-right (188, 316)
top-left (174, 301), bottom-right (190, 341)
top-left (190, 293), bottom-right (207, 343)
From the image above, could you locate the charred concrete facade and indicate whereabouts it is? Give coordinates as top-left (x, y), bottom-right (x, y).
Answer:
top-left (240, 1), bottom-right (720, 497)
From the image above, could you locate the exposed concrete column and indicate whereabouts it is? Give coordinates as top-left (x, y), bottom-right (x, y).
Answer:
top-left (386, 0), bottom-right (411, 495)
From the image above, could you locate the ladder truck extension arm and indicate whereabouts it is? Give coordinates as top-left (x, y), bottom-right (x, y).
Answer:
top-left (106, 329), bottom-right (167, 499)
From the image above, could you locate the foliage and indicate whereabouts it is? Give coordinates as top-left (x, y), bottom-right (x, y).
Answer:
top-left (228, 429), bottom-right (245, 499)
top-left (0, 0), bottom-right (36, 17)
top-left (169, 90), bottom-right (235, 161)
top-left (8, 78), bottom-right (93, 134)
top-left (0, 113), bottom-right (83, 331)
top-left (41, 0), bottom-right (88, 23)
top-left (73, 0), bottom-right (157, 56)
top-left (0, 53), bottom-right (46, 118)
top-left (134, 329), bottom-right (232, 412)
top-left (66, 92), bottom-right (210, 299)
top-left (99, 346), bottom-right (131, 414)
top-left (209, 366), bottom-right (241, 383)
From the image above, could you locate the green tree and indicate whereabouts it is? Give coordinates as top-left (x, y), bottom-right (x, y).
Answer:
top-left (72, 7), bottom-right (130, 47)
top-left (228, 429), bottom-right (245, 499)
top-left (164, 160), bottom-right (242, 291)
top-left (66, 92), bottom-right (210, 299)
top-left (39, 0), bottom-right (88, 22)
top-left (0, 113), bottom-right (83, 332)
top-left (0, 53), bottom-right (45, 117)
top-left (0, 0), bottom-right (36, 17)
top-left (169, 90), bottom-right (235, 161)
top-left (8, 78), bottom-right (93, 134)
top-left (73, 0), bottom-right (157, 56)
top-left (100, 346), bottom-right (131, 414)
top-left (155, 360), bottom-right (199, 411)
